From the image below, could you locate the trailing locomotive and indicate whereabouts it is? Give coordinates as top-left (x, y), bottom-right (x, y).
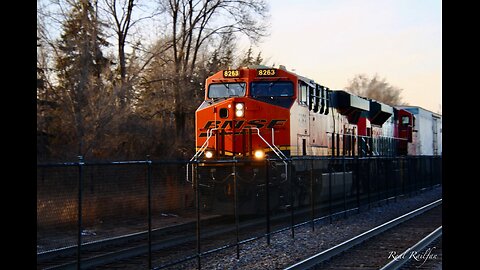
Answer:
top-left (190, 65), bottom-right (441, 215)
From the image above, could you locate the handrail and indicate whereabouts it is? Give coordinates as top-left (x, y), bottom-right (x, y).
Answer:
top-left (251, 127), bottom-right (288, 161)
top-left (191, 128), bottom-right (218, 161)
top-left (251, 127), bottom-right (289, 182)
top-left (186, 128), bottom-right (218, 183)
top-left (271, 128), bottom-right (289, 160)
top-left (186, 127), bottom-right (290, 184)
top-left (326, 131), bottom-right (408, 141)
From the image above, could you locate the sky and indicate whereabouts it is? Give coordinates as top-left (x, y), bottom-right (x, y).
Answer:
top-left (244, 0), bottom-right (442, 113)
top-left (38, 0), bottom-right (441, 113)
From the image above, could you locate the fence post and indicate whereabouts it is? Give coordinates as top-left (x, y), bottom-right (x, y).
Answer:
top-left (265, 160), bottom-right (270, 245)
top-left (437, 156), bottom-right (441, 185)
top-left (375, 158), bottom-right (379, 205)
top-left (419, 157), bottom-right (424, 190)
top-left (194, 161), bottom-right (201, 270)
top-left (407, 157), bottom-right (410, 195)
top-left (355, 157), bottom-right (360, 214)
top-left (310, 159), bottom-right (315, 231)
top-left (146, 155), bottom-right (152, 269)
top-left (233, 159), bottom-right (240, 259)
top-left (430, 156), bottom-right (435, 189)
top-left (413, 157), bottom-right (418, 195)
top-left (77, 155), bottom-right (84, 270)
top-left (343, 156), bottom-right (346, 219)
top-left (367, 157), bottom-right (371, 210)
top-left (393, 158), bottom-right (397, 203)
top-left (290, 160), bottom-right (294, 238)
top-left (328, 159), bottom-right (333, 224)
top-left (402, 157), bottom-right (406, 197)
top-left (385, 157), bottom-right (389, 205)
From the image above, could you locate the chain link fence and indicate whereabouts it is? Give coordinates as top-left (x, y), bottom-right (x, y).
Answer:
top-left (37, 155), bottom-right (441, 269)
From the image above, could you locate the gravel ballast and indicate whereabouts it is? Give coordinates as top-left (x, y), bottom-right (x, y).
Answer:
top-left (176, 186), bottom-right (442, 270)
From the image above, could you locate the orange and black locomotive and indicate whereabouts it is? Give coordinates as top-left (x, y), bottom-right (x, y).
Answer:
top-left (190, 65), bottom-right (441, 215)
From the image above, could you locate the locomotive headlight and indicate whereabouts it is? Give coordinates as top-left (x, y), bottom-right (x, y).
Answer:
top-left (235, 103), bottom-right (245, 117)
top-left (205, 151), bottom-right (214, 159)
top-left (254, 149), bottom-right (265, 159)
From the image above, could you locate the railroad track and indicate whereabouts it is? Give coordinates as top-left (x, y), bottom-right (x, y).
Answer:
top-left (393, 234), bottom-right (442, 270)
top-left (380, 226), bottom-right (442, 270)
top-left (38, 190), bottom-right (439, 269)
top-left (91, 201), bottom-right (361, 269)
top-left (37, 205), bottom-right (333, 269)
top-left (284, 199), bottom-right (442, 270)
top-left (36, 216), bottom-right (227, 270)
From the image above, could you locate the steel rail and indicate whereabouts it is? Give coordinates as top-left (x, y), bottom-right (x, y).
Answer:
top-left (283, 198), bottom-right (442, 270)
top-left (40, 222), bottom-right (236, 270)
top-left (39, 189), bottom-right (441, 269)
top-left (37, 217), bottom-right (219, 263)
top-left (38, 200), bottom-right (361, 269)
top-left (379, 225), bottom-right (442, 270)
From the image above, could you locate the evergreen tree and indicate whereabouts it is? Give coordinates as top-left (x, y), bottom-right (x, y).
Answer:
top-left (238, 46), bottom-right (264, 68)
top-left (54, 0), bottom-right (112, 158)
top-left (238, 47), bottom-right (254, 68)
top-left (209, 32), bottom-right (236, 72)
top-left (254, 51), bottom-right (263, 65)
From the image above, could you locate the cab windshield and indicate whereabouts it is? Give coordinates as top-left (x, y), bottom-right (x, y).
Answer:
top-left (251, 81), bottom-right (294, 97)
top-left (208, 82), bottom-right (246, 99)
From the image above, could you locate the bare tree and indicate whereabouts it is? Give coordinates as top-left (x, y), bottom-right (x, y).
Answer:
top-left (345, 74), bottom-right (408, 106)
top-left (37, 0), bottom-right (271, 160)
top-left (157, 0), bottom-right (270, 147)
top-left (38, 0), bottom-right (160, 160)
top-left (101, 0), bottom-right (136, 108)
top-left (101, 0), bottom-right (161, 108)
top-left (161, 0), bottom-right (268, 76)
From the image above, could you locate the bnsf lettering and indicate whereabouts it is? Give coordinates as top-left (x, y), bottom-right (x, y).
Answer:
top-left (220, 120), bottom-right (246, 129)
top-left (203, 120), bottom-right (221, 129)
top-left (245, 119), bottom-right (267, 129)
top-left (267, 119), bottom-right (287, 129)
top-left (199, 119), bottom-right (287, 137)
top-left (203, 120), bottom-right (246, 130)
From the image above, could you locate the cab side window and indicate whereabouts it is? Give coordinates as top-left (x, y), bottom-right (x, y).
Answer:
top-left (299, 81), bottom-right (308, 106)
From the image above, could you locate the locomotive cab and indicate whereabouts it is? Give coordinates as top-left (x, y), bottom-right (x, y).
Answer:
top-left (192, 66), bottom-right (299, 215)
top-left (194, 67), bottom-right (297, 161)
top-left (397, 109), bottom-right (414, 155)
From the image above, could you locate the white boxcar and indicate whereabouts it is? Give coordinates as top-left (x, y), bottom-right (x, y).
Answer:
top-left (398, 106), bottom-right (442, 156)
